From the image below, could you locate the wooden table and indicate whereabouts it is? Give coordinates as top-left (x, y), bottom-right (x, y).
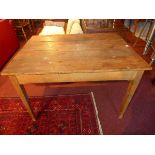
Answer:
top-left (1, 33), bottom-right (151, 121)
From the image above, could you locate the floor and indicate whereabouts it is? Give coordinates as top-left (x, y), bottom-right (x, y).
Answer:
top-left (0, 20), bottom-right (155, 134)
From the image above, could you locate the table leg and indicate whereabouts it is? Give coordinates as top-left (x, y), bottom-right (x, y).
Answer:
top-left (9, 76), bottom-right (36, 121)
top-left (118, 71), bottom-right (144, 119)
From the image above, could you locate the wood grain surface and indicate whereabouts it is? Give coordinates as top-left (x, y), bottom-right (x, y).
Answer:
top-left (1, 33), bottom-right (151, 76)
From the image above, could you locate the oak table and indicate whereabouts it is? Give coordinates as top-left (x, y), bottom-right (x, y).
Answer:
top-left (1, 33), bottom-right (151, 121)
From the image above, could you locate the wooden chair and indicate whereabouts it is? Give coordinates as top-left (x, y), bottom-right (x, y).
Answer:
top-left (81, 19), bottom-right (126, 33)
top-left (81, 19), bottom-right (113, 33)
top-left (13, 19), bottom-right (32, 41)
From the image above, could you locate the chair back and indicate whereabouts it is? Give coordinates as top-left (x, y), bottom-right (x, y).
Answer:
top-left (13, 19), bottom-right (30, 26)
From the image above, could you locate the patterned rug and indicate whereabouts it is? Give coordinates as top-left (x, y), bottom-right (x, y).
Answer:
top-left (0, 93), bottom-right (102, 135)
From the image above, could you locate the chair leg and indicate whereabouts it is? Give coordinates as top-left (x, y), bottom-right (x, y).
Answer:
top-left (149, 51), bottom-right (155, 65)
top-left (143, 21), bottom-right (155, 55)
top-left (29, 20), bottom-right (35, 33)
top-left (28, 20), bottom-right (33, 32)
top-left (146, 21), bottom-right (154, 40)
top-left (28, 24), bottom-right (33, 32)
top-left (21, 27), bottom-right (27, 41)
top-left (133, 20), bottom-right (139, 35)
top-left (128, 19), bottom-right (132, 30)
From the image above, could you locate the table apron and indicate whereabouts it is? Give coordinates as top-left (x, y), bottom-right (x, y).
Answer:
top-left (15, 70), bottom-right (139, 84)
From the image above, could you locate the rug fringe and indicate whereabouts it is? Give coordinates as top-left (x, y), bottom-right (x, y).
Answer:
top-left (90, 92), bottom-right (103, 135)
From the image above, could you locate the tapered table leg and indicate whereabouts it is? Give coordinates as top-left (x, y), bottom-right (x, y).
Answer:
top-left (9, 76), bottom-right (36, 121)
top-left (118, 71), bottom-right (144, 119)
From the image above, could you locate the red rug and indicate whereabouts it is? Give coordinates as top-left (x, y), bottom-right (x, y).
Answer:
top-left (0, 93), bottom-right (101, 135)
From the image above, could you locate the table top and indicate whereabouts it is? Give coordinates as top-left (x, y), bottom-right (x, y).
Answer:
top-left (1, 33), bottom-right (151, 76)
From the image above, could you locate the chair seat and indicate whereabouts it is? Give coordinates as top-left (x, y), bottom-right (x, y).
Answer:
top-left (13, 20), bottom-right (30, 27)
top-left (39, 26), bottom-right (65, 35)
